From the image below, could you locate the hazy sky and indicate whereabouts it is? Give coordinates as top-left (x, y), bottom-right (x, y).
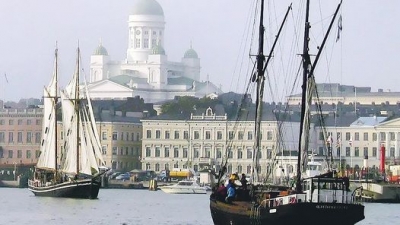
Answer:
top-left (1, 0), bottom-right (399, 102)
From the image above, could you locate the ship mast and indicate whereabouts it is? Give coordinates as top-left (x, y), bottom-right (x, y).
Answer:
top-left (75, 47), bottom-right (80, 175)
top-left (251, 0), bottom-right (266, 184)
top-left (296, 0), bottom-right (342, 192)
top-left (54, 47), bottom-right (59, 175)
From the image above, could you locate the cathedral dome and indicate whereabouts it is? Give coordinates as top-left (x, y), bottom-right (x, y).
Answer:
top-left (151, 44), bottom-right (166, 55)
top-left (184, 47), bottom-right (198, 59)
top-left (131, 0), bottom-right (164, 16)
top-left (93, 44), bottom-right (108, 56)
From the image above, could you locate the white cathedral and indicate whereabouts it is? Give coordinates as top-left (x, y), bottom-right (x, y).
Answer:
top-left (87, 0), bottom-right (222, 103)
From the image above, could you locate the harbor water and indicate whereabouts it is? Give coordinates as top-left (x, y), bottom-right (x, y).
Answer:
top-left (0, 188), bottom-right (397, 225)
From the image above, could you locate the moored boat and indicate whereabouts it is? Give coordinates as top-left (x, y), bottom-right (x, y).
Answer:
top-left (160, 180), bottom-right (207, 194)
top-left (209, 0), bottom-right (365, 224)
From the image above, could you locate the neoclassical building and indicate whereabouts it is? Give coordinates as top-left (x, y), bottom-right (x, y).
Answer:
top-left (87, 0), bottom-right (221, 103)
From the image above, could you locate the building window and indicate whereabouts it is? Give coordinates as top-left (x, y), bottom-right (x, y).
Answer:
top-left (228, 150), bottom-right (233, 159)
top-left (363, 132), bottom-right (368, 141)
top-left (155, 147), bottom-right (160, 157)
top-left (143, 38), bottom-right (149, 48)
top-left (165, 131), bottom-right (170, 139)
top-left (164, 147), bottom-right (170, 157)
top-left (0, 132), bottom-right (5, 143)
top-left (337, 147), bottom-right (341, 157)
top-left (238, 131), bottom-right (244, 140)
top-left (390, 147), bottom-right (395, 157)
top-left (35, 132), bottom-right (41, 143)
top-left (18, 119), bottom-right (23, 125)
top-left (238, 149), bottom-right (243, 159)
top-left (184, 131), bottom-right (189, 139)
top-left (194, 148), bottom-right (199, 158)
top-left (7, 150), bottom-right (13, 158)
top-left (112, 132), bottom-right (117, 140)
top-left (9, 120), bottom-right (13, 125)
top-left (126, 132), bottom-right (129, 141)
top-left (346, 147), bottom-right (350, 157)
top-left (26, 150), bottom-right (31, 159)
top-left (247, 131), bottom-right (253, 140)
top-left (146, 147), bottom-right (151, 157)
top-left (102, 146), bottom-right (107, 155)
top-left (152, 39), bottom-right (157, 47)
top-left (156, 130), bottom-right (161, 139)
top-left (17, 150), bottom-right (22, 158)
top-left (120, 132), bottom-right (124, 141)
top-left (155, 163), bottom-right (160, 172)
top-left (112, 147), bottom-right (117, 155)
top-left (146, 163), bottom-right (150, 170)
top-left (27, 132), bottom-right (32, 143)
top-left (205, 147), bottom-right (211, 158)
top-left (380, 132), bottom-right (386, 141)
top-left (372, 147), bottom-right (377, 157)
top-left (27, 120), bottom-right (31, 125)
top-left (183, 148), bottom-right (188, 158)
top-left (247, 150), bottom-right (252, 159)
top-left (267, 149), bottom-right (272, 159)
top-left (354, 132), bottom-right (359, 141)
top-left (205, 131), bottom-right (211, 140)
top-left (216, 148), bottom-right (222, 158)
top-left (267, 131), bottom-right (273, 140)
top-left (36, 150), bottom-right (41, 158)
top-left (345, 132), bottom-right (351, 141)
top-left (17, 132), bottom-right (22, 143)
top-left (228, 131), bottom-right (234, 140)
top-left (372, 133), bottom-right (377, 141)
top-left (237, 165), bottom-right (242, 174)
top-left (174, 147), bottom-right (179, 158)
top-left (0, 120), bottom-right (4, 125)
top-left (390, 132), bottom-right (395, 141)
top-left (194, 131), bottom-right (200, 139)
top-left (174, 131), bottom-right (179, 139)
top-left (146, 130), bottom-right (151, 138)
top-left (354, 147), bottom-right (359, 157)
top-left (8, 132), bottom-right (13, 143)
top-left (217, 131), bottom-right (222, 140)
top-left (137, 133), bottom-right (140, 141)
top-left (363, 147), bottom-right (368, 157)
top-left (135, 39), bottom-right (141, 48)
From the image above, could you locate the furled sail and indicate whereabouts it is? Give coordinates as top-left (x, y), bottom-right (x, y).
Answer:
top-left (36, 51), bottom-right (58, 170)
top-left (60, 48), bottom-right (104, 176)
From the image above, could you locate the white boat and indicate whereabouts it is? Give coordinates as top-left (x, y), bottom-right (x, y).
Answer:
top-left (160, 180), bottom-right (207, 194)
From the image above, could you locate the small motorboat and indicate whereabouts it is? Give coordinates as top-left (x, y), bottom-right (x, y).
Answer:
top-left (160, 180), bottom-right (207, 194)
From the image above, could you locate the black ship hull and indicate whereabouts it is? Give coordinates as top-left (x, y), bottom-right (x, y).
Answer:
top-left (210, 198), bottom-right (365, 225)
top-left (28, 179), bottom-right (101, 199)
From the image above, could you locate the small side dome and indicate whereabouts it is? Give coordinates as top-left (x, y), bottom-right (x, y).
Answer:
top-left (93, 44), bottom-right (108, 56)
top-left (131, 0), bottom-right (164, 16)
top-left (151, 44), bottom-right (166, 55)
top-left (184, 47), bottom-right (198, 59)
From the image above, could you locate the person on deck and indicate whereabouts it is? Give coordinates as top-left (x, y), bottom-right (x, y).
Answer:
top-left (240, 173), bottom-right (248, 190)
top-left (225, 180), bottom-right (236, 204)
top-left (216, 183), bottom-right (227, 201)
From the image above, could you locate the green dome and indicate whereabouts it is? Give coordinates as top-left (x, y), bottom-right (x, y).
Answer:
top-left (131, 0), bottom-right (164, 16)
top-left (151, 44), bottom-right (166, 55)
top-left (184, 48), bottom-right (198, 59)
top-left (93, 44), bottom-right (108, 56)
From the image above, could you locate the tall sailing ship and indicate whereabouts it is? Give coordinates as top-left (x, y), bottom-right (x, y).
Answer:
top-left (28, 48), bottom-right (106, 199)
top-left (209, 0), bottom-right (365, 224)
